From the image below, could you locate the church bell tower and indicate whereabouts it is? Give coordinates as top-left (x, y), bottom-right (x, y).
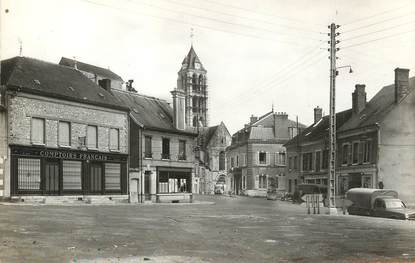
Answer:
top-left (176, 45), bottom-right (208, 129)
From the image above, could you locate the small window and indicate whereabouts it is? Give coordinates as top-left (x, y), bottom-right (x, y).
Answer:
top-left (352, 142), bottom-right (359, 164)
top-left (178, 140), bottom-right (186, 160)
top-left (87, 125), bottom-right (98, 149)
top-left (315, 151), bottom-right (321, 172)
top-left (144, 136), bottom-right (152, 158)
top-left (162, 138), bottom-right (170, 159)
top-left (259, 152), bottom-right (266, 164)
top-left (342, 144), bottom-right (350, 165)
top-left (58, 121), bottom-right (71, 146)
top-left (219, 151), bottom-right (225, 170)
top-left (31, 118), bottom-right (45, 145)
top-left (109, 128), bottom-right (119, 151)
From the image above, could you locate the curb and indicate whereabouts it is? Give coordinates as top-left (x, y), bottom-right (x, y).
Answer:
top-left (0, 201), bottom-right (216, 207)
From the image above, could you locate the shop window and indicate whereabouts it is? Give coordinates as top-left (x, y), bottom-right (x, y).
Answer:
top-left (219, 151), bottom-right (225, 170)
top-left (109, 128), bottom-right (119, 151)
top-left (87, 125), bottom-right (98, 149)
top-left (62, 161), bottom-right (82, 190)
top-left (259, 174), bottom-right (267, 189)
top-left (315, 151), bottom-right (321, 172)
top-left (352, 142), bottom-right (359, 164)
top-left (259, 152), bottom-right (266, 164)
top-left (342, 144), bottom-right (350, 165)
top-left (144, 136), bottom-right (152, 158)
top-left (162, 138), bottom-right (170, 159)
top-left (105, 163), bottom-right (121, 190)
top-left (18, 158), bottom-right (41, 190)
top-left (178, 140), bottom-right (186, 160)
top-left (158, 171), bottom-right (189, 193)
top-left (58, 121), bottom-right (70, 146)
top-left (31, 118), bottom-right (45, 145)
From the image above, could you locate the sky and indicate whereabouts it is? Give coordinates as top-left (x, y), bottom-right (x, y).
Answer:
top-left (1, 0), bottom-right (415, 134)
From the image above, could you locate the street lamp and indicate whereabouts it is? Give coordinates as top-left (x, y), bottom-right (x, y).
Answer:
top-left (336, 65), bottom-right (353, 75)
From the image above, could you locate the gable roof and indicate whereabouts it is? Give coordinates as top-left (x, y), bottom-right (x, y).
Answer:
top-left (249, 127), bottom-right (274, 140)
top-left (338, 77), bottom-right (415, 132)
top-left (112, 89), bottom-right (196, 135)
top-left (284, 109), bottom-right (353, 147)
top-left (201, 125), bottom-right (219, 147)
top-left (59, 57), bottom-right (123, 81)
top-left (181, 46), bottom-right (205, 71)
top-left (1, 56), bottom-right (127, 111)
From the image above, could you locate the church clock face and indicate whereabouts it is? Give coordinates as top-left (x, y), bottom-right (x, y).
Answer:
top-left (195, 62), bottom-right (200, 69)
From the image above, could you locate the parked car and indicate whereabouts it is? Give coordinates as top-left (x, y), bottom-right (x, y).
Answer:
top-left (345, 188), bottom-right (415, 220)
top-left (266, 189), bottom-right (285, 200)
top-left (214, 184), bottom-right (225, 195)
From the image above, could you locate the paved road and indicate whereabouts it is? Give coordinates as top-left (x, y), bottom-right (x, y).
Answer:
top-left (0, 195), bottom-right (415, 263)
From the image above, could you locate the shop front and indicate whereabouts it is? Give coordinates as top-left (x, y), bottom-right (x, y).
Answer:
top-left (156, 166), bottom-right (192, 203)
top-left (10, 145), bottom-right (128, 196)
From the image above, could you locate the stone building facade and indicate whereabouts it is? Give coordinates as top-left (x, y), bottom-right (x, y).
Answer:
top-left (195, 122), bottom-right (231, 194)
top-left (285, 68), bottom-right (415, 205)
top-left (0, 57), bottom-right (129, 200)
top-left (113, 89), bottom-right (197, 203)
top-left (227, 111), bottom-right (305, 197)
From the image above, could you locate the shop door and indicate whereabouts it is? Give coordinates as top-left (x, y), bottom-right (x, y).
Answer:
top-left (144, 171), bottom-right (151, 200)
top-left (44, 160), bottom-right (60, 195)
top-left (89, 163), bottom-right (102, 193)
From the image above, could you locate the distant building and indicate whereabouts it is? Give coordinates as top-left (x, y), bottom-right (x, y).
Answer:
top-left (0, 57), bottom-right (129, 201)
top-left (285, 68), bottom-right (415, 204)
top-left (227, 111), bottom-right (305, 197)
top-left (196, 122), bottom-right (231, 194)
top-left (59, 57), bottom-right (124, 90)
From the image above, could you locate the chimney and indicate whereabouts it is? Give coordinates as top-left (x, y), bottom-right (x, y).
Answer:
top-left (313, 106), bottom-right (322, 123)
top-left (126, 79), bottom-right (137, 92)
top-left (98, 78), bottom-right (112, 92)
top-left (171, 88), bottom-right (186, 130)
top-left (395, 68), bottom-right (410, 103)
top-left (352, 84), bottom-right (366, 114)
top-left (250, 115), bottom-right (258, 124)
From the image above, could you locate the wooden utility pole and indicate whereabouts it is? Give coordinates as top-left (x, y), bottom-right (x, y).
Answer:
top-left (328, 23), bottom-right (339, 215)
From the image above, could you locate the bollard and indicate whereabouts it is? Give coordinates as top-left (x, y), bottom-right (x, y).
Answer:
top-left (317, 195), bottom-right (320, 214)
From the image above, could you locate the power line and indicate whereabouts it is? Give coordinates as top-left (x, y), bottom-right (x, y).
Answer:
top-left (150, 0), bottom-right (322, 36)
top-left (340, 20), bottom-right (415, 41)
top-left (342, 3), bottom-right (411, 26)
top-left (231, 50), bottom-right (326, 104)
top-left (129, 0), bottom-right (322, 41)
top-left (341, 28), bottom-right (415, 49)
top-left (342, 11), bottom-right (415, 34)
top-left (80, 0), bottom-right (319, 46)
top-left (251, 46), bottom-right (323, 92)
top-left (197, 0), bottom-right (325, 27)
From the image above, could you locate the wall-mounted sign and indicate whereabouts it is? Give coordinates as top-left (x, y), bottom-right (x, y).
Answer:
top-left (11, 145), bottom-right (127, 162)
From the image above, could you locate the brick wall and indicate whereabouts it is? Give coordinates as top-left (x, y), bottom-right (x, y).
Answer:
top-left (8, 93), bottom-right (128, 153)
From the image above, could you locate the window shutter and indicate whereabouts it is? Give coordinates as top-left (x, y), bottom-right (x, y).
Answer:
top-left (266, 152), bottom-right (270, 165)
top-left (254, 174), bottom-right (259, 189)
top-left (358, 142), bottom-right (363, 164)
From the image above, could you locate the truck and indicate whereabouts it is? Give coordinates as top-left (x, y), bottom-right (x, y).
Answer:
top-left (345, 188), bottom-right (415, 220)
